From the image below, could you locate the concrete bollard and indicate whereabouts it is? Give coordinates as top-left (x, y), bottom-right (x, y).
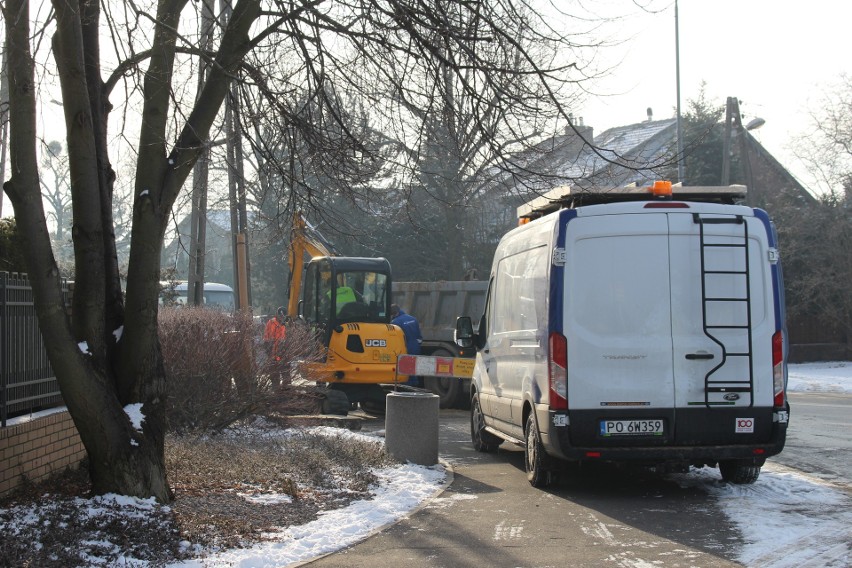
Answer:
top-left (385, 392), bottom-right (440, 466)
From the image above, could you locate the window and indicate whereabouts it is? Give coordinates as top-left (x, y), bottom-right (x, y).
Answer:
top-left (492, 246), bottom-right (548, 335)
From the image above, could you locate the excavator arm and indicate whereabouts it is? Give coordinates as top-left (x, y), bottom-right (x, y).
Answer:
top-left (287, 212), bottom-right (338, 317)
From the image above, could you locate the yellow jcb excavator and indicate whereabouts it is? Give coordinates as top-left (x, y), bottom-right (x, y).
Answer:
top-left (288, 213), bottom-right (408, 414)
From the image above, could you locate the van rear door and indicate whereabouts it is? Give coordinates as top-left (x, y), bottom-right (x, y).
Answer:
top-left (668, 209), bottom-right (776, 444)
top-left (563, 213), bottom-right (677, 447)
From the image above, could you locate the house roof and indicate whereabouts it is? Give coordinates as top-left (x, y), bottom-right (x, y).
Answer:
top-left (491, 119), bottom-right (678, 195)
top-left (491, 117), bottom-right (813, 206)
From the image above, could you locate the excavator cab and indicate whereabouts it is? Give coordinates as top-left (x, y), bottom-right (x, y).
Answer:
top-left (301, 256), bottom-right (393, 337)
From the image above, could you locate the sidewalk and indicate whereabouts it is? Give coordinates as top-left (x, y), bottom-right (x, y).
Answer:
top-left (303, 409), bottom-right (741, 568)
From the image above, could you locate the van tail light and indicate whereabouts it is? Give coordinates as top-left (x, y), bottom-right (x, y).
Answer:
top-left (772, 330), bottom-right (785, 408)
top-left (549, 332), bottom-right (568, 410)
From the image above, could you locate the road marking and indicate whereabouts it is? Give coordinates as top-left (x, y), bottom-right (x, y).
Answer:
top-left (493, 520), bottom-right (525, 540)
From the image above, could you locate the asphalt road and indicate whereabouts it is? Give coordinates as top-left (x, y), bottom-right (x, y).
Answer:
top-left (773, 392), bottom-right (852, 490)
top-left (306, 393), bottom-right (850, 567)
top-left (308, 409), bottom-right (744, 568)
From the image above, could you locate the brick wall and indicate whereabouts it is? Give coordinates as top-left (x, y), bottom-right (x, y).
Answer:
top-left (0, 410), bottom-right (86, 497)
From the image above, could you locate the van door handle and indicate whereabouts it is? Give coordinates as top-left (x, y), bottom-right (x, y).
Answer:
top-left (685, 353), bottom-right (714, 360)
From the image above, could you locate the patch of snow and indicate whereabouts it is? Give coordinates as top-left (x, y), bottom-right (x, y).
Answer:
top-left (674, 464), bottom-right (852, 567)
top-left (124, 403), bottom-right (145, 433)
top-left (238, 493), bottom-right (293, 506)
top-left (78, 341), bottom-right (90, 355)
top-left (4, 406), bottom-right (69, 427)
top-left (170, 463), bottom-right (447, 567)
top-left (113, 326), bottom-right (124, 342)
top-left (787, 362), bottom-right (852, 394)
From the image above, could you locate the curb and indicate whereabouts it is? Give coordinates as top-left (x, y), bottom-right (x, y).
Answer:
top-left (289, 459), bottom-right (455, 567)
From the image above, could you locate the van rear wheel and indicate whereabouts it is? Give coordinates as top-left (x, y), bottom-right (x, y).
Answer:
top-left (471, 394), bottom-right (501, 452)
top-left (525, 414), bottom-right (552, 488)
top-left (719, 460), bottom-right (761, 484)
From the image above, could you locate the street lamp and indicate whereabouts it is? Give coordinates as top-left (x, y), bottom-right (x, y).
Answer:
top-left (745, 117), bottom-right (766, 131)
top-left (675, 0), bottom-right (685, 184)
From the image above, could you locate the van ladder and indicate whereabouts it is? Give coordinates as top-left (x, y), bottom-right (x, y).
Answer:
top-left (693, 213), bottom-right (754, 408)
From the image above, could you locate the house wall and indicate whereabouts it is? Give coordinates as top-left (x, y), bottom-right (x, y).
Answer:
top-left (0, 410), bottom-right (86, 497)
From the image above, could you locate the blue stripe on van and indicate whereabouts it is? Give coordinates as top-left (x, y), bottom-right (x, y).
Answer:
top-left (550, 209), bottom-right (577, 335)
top-left (753, 208), bottom-right (785, 334)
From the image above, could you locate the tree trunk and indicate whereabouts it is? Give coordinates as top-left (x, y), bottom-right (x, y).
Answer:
top-left (2, 0), bottom-right (172, 502)
top-left (5, 0), bottom-right (261, 502)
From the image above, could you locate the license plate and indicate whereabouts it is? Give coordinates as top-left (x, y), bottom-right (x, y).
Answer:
top-left (600, 419), bottom-right (664, 436)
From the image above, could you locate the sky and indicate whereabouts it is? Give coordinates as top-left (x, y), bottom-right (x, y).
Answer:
top-left (579, 0), bottom-right (852, 195)
top-left (3, 361), bottom-right (851, 567)
top-left (2, 1), bottom-right (850, 218)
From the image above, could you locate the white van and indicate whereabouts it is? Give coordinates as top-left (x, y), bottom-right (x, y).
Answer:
top-left (456, 183), bottom-right (789, 487)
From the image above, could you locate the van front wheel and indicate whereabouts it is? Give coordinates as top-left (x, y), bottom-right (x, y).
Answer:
top-left (471, 395), bottom-right (501, 452)
top-left (719, 460), bottom-right (761, 484)
top-left (525, 414), bottom-right (552, 488)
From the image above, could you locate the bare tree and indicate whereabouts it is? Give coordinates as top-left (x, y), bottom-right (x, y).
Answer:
top-left (3, 0), bottom-right (620, 501)
top-left (781, 76), bottom-right (852, 347)
top-left (795, 74), bottom-right (852, 198)
top-left (38, 140), bottom-right (74, 272)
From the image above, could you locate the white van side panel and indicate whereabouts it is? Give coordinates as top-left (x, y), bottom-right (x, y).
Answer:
top-left (564, 214), bottom-right (676, 410)
top-left (478, 218), bottom-right (555, 438)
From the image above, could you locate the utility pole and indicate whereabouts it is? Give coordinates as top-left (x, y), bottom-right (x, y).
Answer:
top-left (721, 97), bottom-right (735, 185)
top-left (675, 0), bottom-right (685, 184)
top-left (720, 96), bottom-right (759, 203)
top-left (222, 0), bottom-right (252, 311)
top-left (186, 0), bottom-right (216, 306)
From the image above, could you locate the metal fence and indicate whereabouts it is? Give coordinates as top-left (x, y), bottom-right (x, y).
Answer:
top-left (1, 273), bottom-right (70, 427)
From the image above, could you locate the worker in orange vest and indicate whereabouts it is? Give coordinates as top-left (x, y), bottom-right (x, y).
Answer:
top-left (263, 307), bottom-right (288, 361)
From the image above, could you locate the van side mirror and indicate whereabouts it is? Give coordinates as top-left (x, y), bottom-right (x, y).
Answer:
top-left (455, 316), bottom-right (475, 348)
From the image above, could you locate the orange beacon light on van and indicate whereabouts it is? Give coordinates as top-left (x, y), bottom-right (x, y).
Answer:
top-left (648, 180), bottom-right (673, 197)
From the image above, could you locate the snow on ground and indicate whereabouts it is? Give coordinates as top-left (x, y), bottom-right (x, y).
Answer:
top-left (172, 461), bottom-right (448, 568)
top-left (676, 464), bottom-right (852, 567)
top-left (787, 361), bottom-right (852, 394)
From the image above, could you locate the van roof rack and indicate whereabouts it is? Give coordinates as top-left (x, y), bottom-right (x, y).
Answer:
top-left (517, 183), bottom-right (748, 221)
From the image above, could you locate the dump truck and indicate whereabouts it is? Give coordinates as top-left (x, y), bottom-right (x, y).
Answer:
top-left (392, 280), bottom-right (487, 408)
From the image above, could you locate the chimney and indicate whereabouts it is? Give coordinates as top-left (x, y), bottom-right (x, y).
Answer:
top-left (647, 107), bottom-right (653, 122)
top-left (561, 115), bottom-right (593, 151)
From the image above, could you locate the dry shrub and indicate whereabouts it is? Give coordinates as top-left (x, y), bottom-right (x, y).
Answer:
top-left (255, 317), bottom-right (329, 384)
top-left (159, 307), bottom-right (325, 433)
